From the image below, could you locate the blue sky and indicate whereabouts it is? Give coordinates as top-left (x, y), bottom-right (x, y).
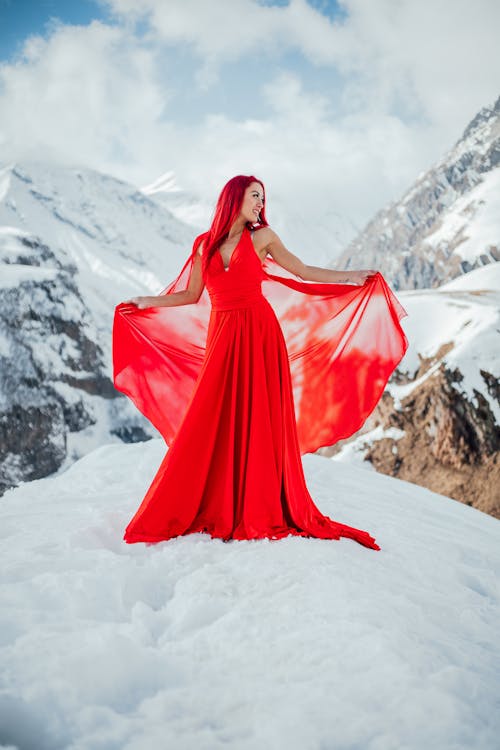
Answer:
top-left (0, 0), bottom-right (498, 232)
top-left (0, 0), bottom-right (107, 59)
top-left (0, 0), bottom-right (109, 58)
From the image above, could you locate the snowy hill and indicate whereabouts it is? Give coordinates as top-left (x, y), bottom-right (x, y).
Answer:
top-left (331, 263), bottom-right (500, 517)
top-left (1, 440), bottom-right (499, 750)
top-left (337, 96), bottom-right (500, 289)
top-left (0, 161), bottom-right (198, 493)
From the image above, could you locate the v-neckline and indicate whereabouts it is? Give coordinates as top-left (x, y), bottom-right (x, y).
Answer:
top-left (218, 227), bottom-right (246, 271)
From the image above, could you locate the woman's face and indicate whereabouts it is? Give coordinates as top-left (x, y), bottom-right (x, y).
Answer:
top-left (240, 181), bottom-right (265, 224)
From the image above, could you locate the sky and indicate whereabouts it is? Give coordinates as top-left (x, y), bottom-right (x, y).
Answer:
top-left (0, 0), bottom-right (499, 235)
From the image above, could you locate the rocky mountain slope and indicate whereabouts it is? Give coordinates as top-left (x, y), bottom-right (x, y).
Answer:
top-left (337, 96), bottom-right (500, 289)
top-left (329, 263), bottom-right (500, 518)
top-left (0, 162), bottom-right (196, 494)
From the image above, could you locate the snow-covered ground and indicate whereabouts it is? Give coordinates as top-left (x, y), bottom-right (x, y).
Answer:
top-left (439, 261), bottom-right (500, 291)
top-left (1, 440), bottom-right (499, 750)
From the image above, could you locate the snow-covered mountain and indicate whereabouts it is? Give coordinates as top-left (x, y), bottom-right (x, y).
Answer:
top-left (1, 440), bottom-right (499, 749)
top-left (0, 161), bottom-right (198, 493)
top-left (141, 170), bottom-right (212, 230)
top-left (337, 96), bottom-right (500, 289)
top-left (330, 263), bottom-right (500, 518)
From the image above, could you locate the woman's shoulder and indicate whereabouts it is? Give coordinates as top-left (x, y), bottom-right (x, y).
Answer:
top-left (251, 225), bottom-right (277, 249)
top-left (252, 224), bottom-right (274, 234)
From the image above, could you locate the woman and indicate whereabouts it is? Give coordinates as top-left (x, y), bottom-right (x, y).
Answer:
top-left (113, 175), bottom-right (408, 550)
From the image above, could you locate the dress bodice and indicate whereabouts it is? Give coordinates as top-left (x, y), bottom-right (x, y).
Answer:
top-left (204, 227), bottom-right (265, 311)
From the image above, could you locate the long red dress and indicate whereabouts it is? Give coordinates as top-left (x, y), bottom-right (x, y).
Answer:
top-left (113, 226), bottom-right (408, 549)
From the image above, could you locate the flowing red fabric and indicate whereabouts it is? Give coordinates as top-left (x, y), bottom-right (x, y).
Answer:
top-left (113, 227), bottom-right (408, 549)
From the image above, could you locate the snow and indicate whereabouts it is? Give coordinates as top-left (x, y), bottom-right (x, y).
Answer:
top-left (333, 426), bottom-right (405, 466)
top-left (1, 440), bottom-right (499, 750)
top-left (0, 331), bottom-right (10, 357)
top-left (0, 225), bottom-right (32, 239)
top-left (397, 289), bottom-right (497, 375)
top-left (440, 261), bottom-right (500, 291)
top-left (392, 269), bottom-right (500, 420)
top-left (438, 102), bottom-right (498, 168)
top-left (0, 166), bottom-right (11, 203)
top-left (0, 263), bottom-right (59, 288)
top-left (141, 171), bottom-right (179, 195)
top-left (53, 390), bottom-right (134, 470)
top-left (424, 168), bottom-right (500, 264)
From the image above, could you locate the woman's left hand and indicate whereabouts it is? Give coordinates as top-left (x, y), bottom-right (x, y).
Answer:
top-left (344, 270), bottom-right (377, 285)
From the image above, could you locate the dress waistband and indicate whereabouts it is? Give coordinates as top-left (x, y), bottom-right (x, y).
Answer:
top-left (209, 287), bottom-right (266, 311)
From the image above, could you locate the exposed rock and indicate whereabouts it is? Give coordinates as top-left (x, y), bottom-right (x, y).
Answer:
top-left (110, 423), bottom-right (153, 444)
top-left (0, 269), bottom-right (106, 492)
top-left (335, 366), bottom-right (500, 519)
top-left (0, 399), bottom-right (66, 495)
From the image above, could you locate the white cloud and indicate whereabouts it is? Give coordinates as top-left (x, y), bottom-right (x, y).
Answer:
top-left (330, 0), bottom-right (500, 130)
top-left (0, 21), bottom-right (166, 177)
top-left (105, 0), bottom-right (302, 58)
top-left (102, 0), bottom-right (500, 127)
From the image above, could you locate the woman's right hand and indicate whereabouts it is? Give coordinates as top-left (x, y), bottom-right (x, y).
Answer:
top-left (122, 296), bottom-right (158, 309)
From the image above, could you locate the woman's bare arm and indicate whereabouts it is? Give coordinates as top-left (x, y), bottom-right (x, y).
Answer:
top-left (123, 245), bottom-right (205, 309)
top-left (255, 227), bottom-right (376, 285)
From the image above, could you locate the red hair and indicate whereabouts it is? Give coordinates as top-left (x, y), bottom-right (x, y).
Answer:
top-left (194, 175), bottom-right (268, 272)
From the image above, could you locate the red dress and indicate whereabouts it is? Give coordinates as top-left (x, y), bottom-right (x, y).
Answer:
top-left (113, 227), bottom-right (408, 549)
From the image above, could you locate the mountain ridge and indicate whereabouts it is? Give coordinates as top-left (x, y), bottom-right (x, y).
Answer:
top-left (337, 95), bottom-right (500, 289)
